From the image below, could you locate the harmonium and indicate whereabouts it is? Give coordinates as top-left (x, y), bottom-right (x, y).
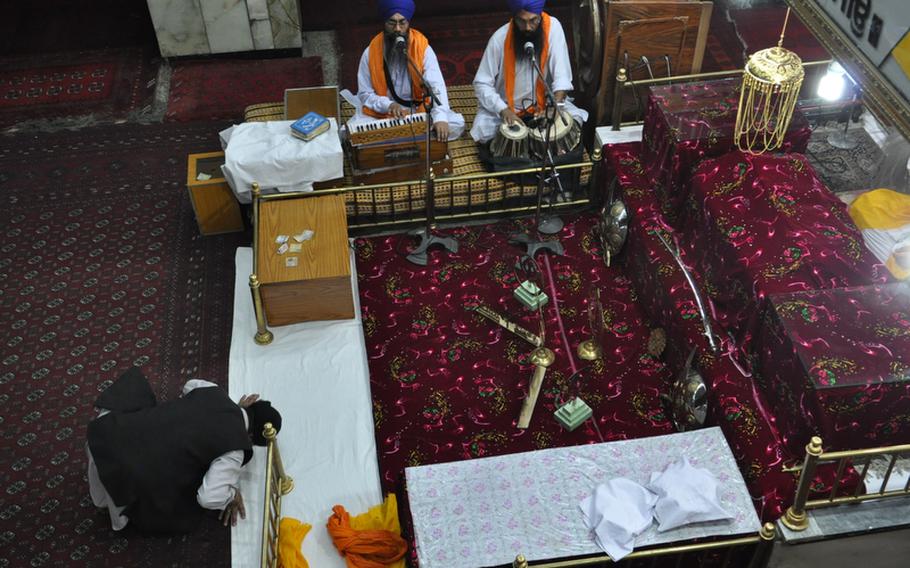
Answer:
top-left (346, 112), bottom-right (452, 185)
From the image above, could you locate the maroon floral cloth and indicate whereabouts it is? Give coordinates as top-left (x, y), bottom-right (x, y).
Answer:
top-left (680, 150), bottom-right (891, 349)
top-left (355, 217), bottom-right (675, 492)
top-left (641, 78), bottom-right (810, 223)
top-left (605, 142), bottom-right (794, 519)
top-left (604, 143), bottom-right (861, 520)
top-left (756, 283), bottom-right (910, 452)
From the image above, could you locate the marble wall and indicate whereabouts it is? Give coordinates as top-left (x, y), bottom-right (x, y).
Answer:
top-left (147, 0), bottom-right (301, 57)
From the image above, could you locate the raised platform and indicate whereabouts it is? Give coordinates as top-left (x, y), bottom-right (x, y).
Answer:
top-left (229, 246), bottom-right (381, 568)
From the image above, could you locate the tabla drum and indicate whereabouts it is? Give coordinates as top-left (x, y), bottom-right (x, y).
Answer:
top-left (528, 110), bottom-right (581, 159)
top-left (490, 121), bottom-right (530, 159)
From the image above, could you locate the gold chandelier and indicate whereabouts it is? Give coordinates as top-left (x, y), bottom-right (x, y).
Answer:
top-left (734, 8), bottom-right (804, 155)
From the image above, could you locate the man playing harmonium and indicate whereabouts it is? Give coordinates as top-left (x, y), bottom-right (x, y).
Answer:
top-left (350, 0), bottom-right (465, 141)
top-left (471, 0), bottom-right (588, 169)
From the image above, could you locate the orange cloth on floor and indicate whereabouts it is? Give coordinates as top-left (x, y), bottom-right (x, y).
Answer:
top-left (278, 517), bottom-right (311, 568)
top-left (327, 494), bottom-right (407, 568)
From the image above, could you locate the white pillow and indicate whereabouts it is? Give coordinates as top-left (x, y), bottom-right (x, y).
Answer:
top-left (647, 457), bottom-right (733, 532)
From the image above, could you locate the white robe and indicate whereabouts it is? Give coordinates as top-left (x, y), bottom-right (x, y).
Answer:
top-left (351, 41), bottom-right (466, 141)
top-left (471, 16), bottom-right (588, 143)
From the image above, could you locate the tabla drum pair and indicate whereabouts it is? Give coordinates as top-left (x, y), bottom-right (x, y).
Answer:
top-left (490, 110), bottom-right (581, 160)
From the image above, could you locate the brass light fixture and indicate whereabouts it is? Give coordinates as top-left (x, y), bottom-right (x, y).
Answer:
top-left (734, 8), bottom-right (805, 155)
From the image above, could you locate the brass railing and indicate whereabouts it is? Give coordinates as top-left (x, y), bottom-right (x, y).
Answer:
top-left (610, 59), bottom-right (833, 130)
top-left (260, 422), bottom-right (295, 568)
top-left (781, 436), bottom-right (910, 532)
top-left (512, 522), bottom-right (776, 568)
top-left (255, 150), bottom-right (600, 233)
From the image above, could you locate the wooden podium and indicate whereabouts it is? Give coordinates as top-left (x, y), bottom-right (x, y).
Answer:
top-left (255, 194), bottom-right (354, 325)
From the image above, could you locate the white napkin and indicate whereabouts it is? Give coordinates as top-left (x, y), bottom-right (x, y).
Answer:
top-left (647, 458), bottom-right (733, 532)
top-left (579, 478), bottom-right (658, 561)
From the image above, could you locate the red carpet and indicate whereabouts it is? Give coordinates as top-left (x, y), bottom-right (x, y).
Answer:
top-left (730, 7), bottom-right (829, 63)
top-left (0, 48), bottom-right (157, 128)
top-left (355, 217), bottom-right (675, 491)
top-left (165, 56), bottom-right (324, 122)
top-left (0, 120), bottom-right (246, 567)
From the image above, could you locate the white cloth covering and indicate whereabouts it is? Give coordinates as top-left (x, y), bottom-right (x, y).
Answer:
top-left (470, 16), bottom-right (588, 142)
top-left (351, 40), bottom-right (465, 140)
top-left (580, 478), bottom-right (658, 561)
top-left (220, 119), bottom-right (344, 203)
top-left (647, 458), bottom-right (733, 532)
top-left (86, 379), bottom-right (248, 530)
top-left (229, 246), bottom-right (382, 568)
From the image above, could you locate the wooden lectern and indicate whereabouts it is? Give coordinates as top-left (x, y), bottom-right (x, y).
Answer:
top-left (255, 194), bottom-right (354, 326)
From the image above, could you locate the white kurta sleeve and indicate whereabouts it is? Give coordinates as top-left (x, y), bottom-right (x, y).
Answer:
top-left (473, 34), bottom-right (509, 116)
top-left (421, 46), bottom-right (452, 124)
top-left (182, 379), bottom-right (247, 510)
top-left (182, 378), bottom-right (219, 395)
top-left (357, 46), bottom-right (393, 115)
top-left (197, 450), bottom-right (244, 510)
top-left (546, 17), bottom-right (574, 94)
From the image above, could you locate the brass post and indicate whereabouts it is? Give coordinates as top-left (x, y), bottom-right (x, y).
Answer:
top-left (781, 436), bottom-right (823, 531)
top-left (249, 182), bottom-right (273, 346)
top-left (252, 182), bottom-right (261, 272)
top-left (747, 522), bottom-right (777, 568)
top-left (249, 274), bottom-right (273, 345)
top-left (611, 67), bottom-right (628, 131)
top-left (589, 147), bottom-right (603, 208)
top-left (513, 554), bottom-right (529, 568)
top-left (263, 422), bottom-right (294, 495)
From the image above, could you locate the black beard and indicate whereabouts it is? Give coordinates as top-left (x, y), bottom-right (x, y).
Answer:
top-left (511, 21), bottom-right (543, 60)
top-left (384, 30), bottom-right (408, 61)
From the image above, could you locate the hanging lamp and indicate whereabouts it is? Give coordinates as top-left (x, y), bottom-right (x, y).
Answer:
top-left (734, 8), bottom-right (804, 154)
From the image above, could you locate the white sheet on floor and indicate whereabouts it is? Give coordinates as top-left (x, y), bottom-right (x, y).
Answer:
top-left (229, 246), bottom-right (382, 568)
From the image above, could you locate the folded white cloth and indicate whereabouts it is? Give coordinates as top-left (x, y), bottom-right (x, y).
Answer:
top-left (579, 478), bottom-right (657, 561)
top-left (647, 458), bottom-right (733, 532)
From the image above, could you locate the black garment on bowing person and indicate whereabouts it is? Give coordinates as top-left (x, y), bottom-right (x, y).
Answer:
top-left (87, 369), bottom-right (252, 533)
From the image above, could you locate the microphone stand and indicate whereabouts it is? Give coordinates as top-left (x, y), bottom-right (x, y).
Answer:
top-left (511, 44), bottom-right (566, 258)
top-left (399, 43), bottom-right (458, 266)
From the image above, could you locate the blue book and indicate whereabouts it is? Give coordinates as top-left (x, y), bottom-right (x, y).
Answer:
top-left (290, 111), bottom-right (330, 141)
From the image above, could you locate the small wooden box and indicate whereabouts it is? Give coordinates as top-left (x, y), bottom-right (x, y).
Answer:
top-left (186, 151), bottom-right (244, 235)
top-left (256, 194), bottom-right (354, 325)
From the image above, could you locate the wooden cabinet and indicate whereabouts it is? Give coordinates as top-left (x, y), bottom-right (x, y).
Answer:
top-left (186, 151), bottom-right (244, 235)
top-left (255, 194), bottom-right (354, 325)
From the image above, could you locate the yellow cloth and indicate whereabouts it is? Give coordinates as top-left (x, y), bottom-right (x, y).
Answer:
top-left (848, 188), bottom-right (910, 230)
top-left (329, 494), bottom-right (406, 568)
top-left (849, 189), bottom-right (910, 279)
top-left (893, 31), bottom-right (910, 80)
top-left (278, 517), bottom-right (311, 568)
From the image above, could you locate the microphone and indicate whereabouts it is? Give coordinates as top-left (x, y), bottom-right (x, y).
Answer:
top-left (523, 41), bottom-right (535, 58)
top-left (394, 35), bottom-right (406, 52)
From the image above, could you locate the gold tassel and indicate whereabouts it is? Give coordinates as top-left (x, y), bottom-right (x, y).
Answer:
top-left (734, 7), bottom-right (804, 155)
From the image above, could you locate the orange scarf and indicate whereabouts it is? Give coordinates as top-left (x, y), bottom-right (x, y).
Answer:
top-left (327, 503), bottom-right (407, 568)
top-left (364, 29), bottom-right (430, 118)
top-left (503, 12), bottom-right (551, 116)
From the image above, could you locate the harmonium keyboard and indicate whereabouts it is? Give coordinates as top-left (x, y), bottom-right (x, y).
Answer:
top-left (347, 112), bottom-right (452, 185)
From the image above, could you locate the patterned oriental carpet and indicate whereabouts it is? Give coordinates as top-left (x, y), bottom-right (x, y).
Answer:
top-left (165, 56), bottom-right (324, 122)
top-left (0, 121), bottom-right (245, 567)
top-left (354, 216), bottom-right (677, 492)
top-left (0, 48), bottom-right (158, 130)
